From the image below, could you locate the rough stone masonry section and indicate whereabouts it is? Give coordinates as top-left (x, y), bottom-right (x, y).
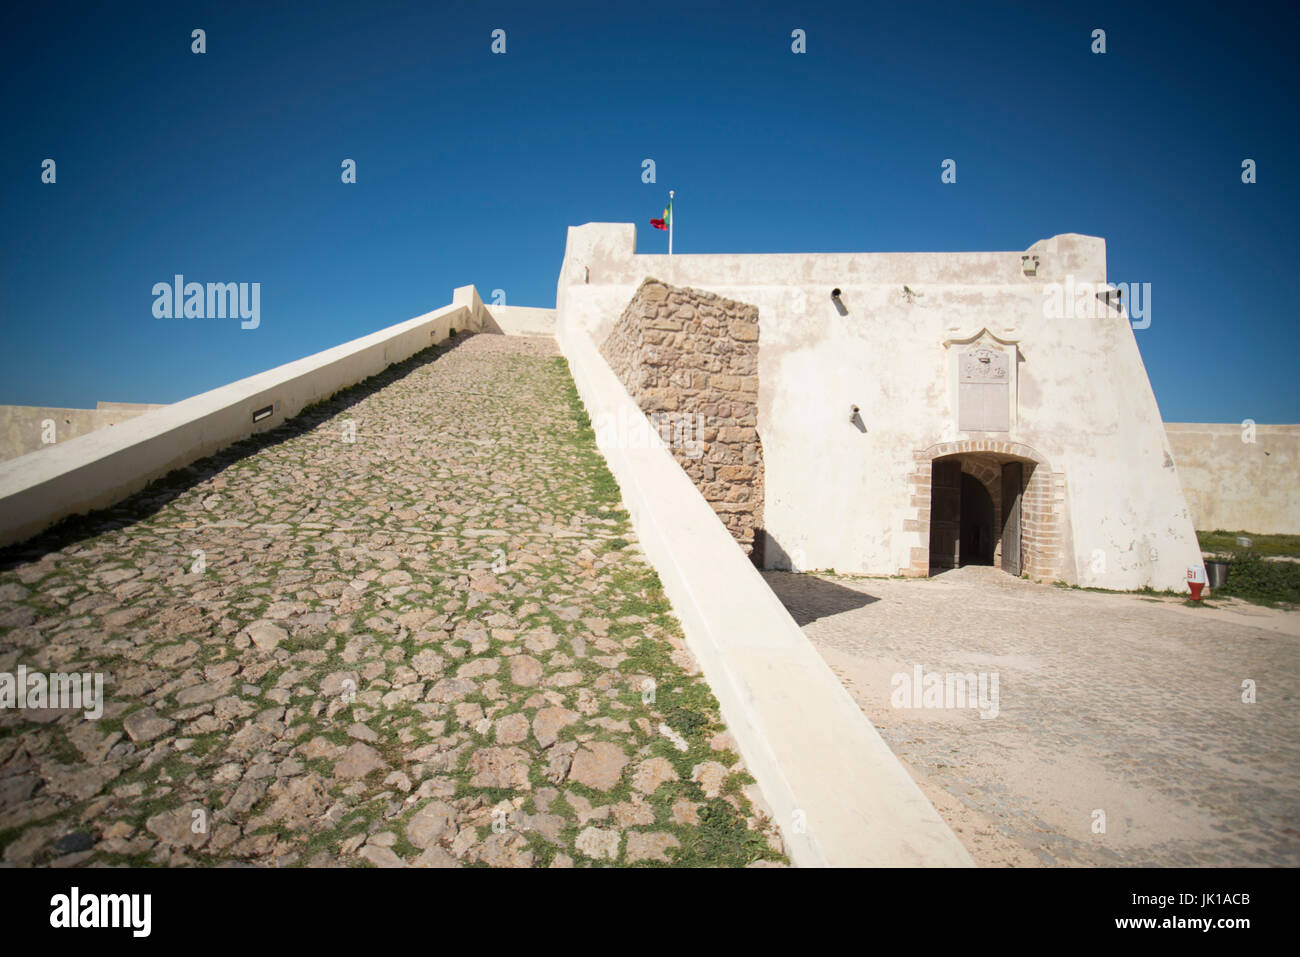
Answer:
top-left (600, 279), bottom-right (765, 557)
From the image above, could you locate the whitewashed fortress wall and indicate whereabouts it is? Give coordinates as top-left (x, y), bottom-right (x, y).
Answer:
top-left (0, 402), bottom-right (166, 462)
top-left (1165, 423), bottom-right (1300, 535)
top-left (557, 223), bottom-right (1202, 590)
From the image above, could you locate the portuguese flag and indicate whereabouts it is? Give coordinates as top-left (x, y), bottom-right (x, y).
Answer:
top-left (650, 199), bottom-right (672, 231)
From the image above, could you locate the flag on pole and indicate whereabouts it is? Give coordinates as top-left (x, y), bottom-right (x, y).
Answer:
top-left (650, 199), bottom-right (672, 231)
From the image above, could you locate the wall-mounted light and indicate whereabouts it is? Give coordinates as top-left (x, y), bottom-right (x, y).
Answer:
top-left (849, 404), bottom-right (866, 433)
top-left (831, 288), bottom-right (848, 316)
top-left (1097, 285), bottom-right (1123, 309)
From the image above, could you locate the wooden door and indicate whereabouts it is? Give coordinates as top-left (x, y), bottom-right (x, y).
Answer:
top-left (928, 460), bottom-right (961, 573)
top-left (1001, 461), bottom-right (1023, 576)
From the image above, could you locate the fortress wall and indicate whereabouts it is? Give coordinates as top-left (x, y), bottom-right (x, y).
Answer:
top-left (558, 223), bottom-right (1202, 590)
top-left (1165, 423), bottom-right (1300, 535)
top-left (0, 403), bottom-right (166, 463)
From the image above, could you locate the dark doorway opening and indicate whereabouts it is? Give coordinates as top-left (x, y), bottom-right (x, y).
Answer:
top-left (959, 473), bottom-right (995, 565)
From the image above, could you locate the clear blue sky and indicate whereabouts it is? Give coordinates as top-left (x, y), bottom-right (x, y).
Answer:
top-left (2, 0), bottom-right (1296, 422)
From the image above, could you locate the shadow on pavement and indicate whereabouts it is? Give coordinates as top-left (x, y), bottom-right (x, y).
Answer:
top-left (760, 569), bottom-right (879, 627)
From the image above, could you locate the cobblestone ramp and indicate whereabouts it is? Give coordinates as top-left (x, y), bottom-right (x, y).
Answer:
top-left (0, 333), bottom-right (785, 867)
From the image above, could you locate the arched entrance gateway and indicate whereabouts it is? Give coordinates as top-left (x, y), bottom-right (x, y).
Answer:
top-left (906, 441), bottom-right (1066, 580)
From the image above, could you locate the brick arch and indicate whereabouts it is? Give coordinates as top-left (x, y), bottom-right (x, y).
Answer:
top-left (904, 439), bottom-right (1066, 581)
top-left (918, 439), bottom-right (1051, 466)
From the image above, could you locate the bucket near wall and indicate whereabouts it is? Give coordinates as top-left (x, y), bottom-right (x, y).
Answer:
top-left (1205, 560), bottom-right (1231, 589)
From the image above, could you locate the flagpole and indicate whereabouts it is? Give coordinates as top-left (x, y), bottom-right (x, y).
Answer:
top-left (668, 189), bottom-right (674, 256)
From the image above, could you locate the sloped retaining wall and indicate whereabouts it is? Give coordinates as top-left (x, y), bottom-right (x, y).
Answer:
top-left (558, 315), bottom-right (974, 868)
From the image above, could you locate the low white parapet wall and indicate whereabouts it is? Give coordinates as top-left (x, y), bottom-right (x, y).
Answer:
top-left (557, 321), bottom-right (974, 868)
top-left (0, 286), bottom-right (488, 548)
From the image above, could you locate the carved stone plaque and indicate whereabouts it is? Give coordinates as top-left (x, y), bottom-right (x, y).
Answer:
top-left (958, 346), bottom-right (1010, 431)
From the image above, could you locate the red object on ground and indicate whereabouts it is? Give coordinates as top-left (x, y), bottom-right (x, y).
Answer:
top-left (1189, 581), bottom-right (1205, 601)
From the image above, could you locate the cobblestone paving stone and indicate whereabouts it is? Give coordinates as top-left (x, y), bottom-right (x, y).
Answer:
top-left (0, 333), bottom-right (785, 867)
top-left (765, 565), bottom-right (1300, 867)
